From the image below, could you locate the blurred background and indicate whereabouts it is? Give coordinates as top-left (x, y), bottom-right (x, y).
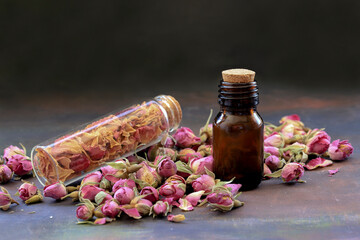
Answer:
top-left (0, 1), bottom-right (359, 148)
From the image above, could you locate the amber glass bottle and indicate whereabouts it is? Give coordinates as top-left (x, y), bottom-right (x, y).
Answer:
top-left (213, 69), bottom-right (264, 190)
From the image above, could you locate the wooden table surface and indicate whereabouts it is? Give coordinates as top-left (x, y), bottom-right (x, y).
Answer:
top-left (0, 87), bottom-right (359, 240)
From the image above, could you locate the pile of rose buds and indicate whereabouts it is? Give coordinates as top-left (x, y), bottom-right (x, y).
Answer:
top-left (264, 114), bottom-right (353, 181)
top-left (0, 113), bottom-right (354, 225)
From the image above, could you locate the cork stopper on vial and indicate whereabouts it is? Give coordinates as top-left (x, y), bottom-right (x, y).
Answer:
top-left (222, 69), bottom-right (256, 83)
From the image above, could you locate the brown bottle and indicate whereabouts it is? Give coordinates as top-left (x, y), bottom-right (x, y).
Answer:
top-left (213, 69), bottom-right (264, 190)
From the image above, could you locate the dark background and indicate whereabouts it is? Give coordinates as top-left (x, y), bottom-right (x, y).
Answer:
top-left (0, 1), bottom-right (359, 148)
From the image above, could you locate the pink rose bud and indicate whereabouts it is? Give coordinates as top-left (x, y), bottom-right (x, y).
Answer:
top-left (197, 145), bottom-right (213, 157)
top-left (163, 137), bottom-right (175, 148)
top-left (263, 163), bottom-right (272, 176)
top-left (224, 184), bottom-right (242, 196)
top-left (265, 155), bottom-right (281, 171)
top-left (102, 199), bottom-right (121, 218)
top-left (18, 182), bottom-right (38, 201)
top-left (112, 179), bottom-right (136, 193)
top-left (140, 186), bottom-right (159, 203)
top-left (191, 175), bottom-right (215, 193)
top-left (199, 124), bottom-right (213, 144)
top-left (150, 200), bottom-right (170, 217)
top-left (159, 182), bottom-right (186, 200)
top-left (135, 162), bottom-right (162, 188)
top-left (264, 146), bottom-right (280, 157)
top-left (100, 165), bottom-right (122, 184)
top-left (281, 163), bottom-right (305, 183)
top-left (80, 185), bottom-right (104, 201)
top-left (0, 187), bottom-right (19, 211)
top-left (0, 165), bottom-right (13, 183)
top-left (44, 182), bottom-right (67, 200)
top-left (81, 171), bottom-right (103, 185)
top-left (165, 175), bottom-right (186, 185)
top-left (156, 148), bottom-right (177, 161)
top-left (328, 139), bottom-right (353, 161)
top-left (305, 129), bottom-right (331, 155)
top-left (173, 127), bottom-right (201, 148)
top-left (206, 192), bottom-right (234, 211)
top-left (177, 148), bottom-right (202, 163)
top-left (264, 132), bottom-right (284, 148)
top-left (279, 114), bottom-right (301, 123)
top-left (114, 187), bottom-right (135, 205)
top-left (94, 191), bottom-right (113, 205)
top-left (3, 145), bottom-right (25, 161)
top-left (189, 155), bottom-right (214, 175)
top-left (136, 198), bottom-right (153, 216)
top-left (76, 204), bottom-right (93, 221)
top-left (6, 154), bottom-right (32, 176)
top-left (157, 158), bottom-right (177, 178)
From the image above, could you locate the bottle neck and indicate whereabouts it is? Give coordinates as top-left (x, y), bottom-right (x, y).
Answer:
top-left (154, 95), bottom-right (182, 132)
top-left (218, 80), bottom-right (259, 113)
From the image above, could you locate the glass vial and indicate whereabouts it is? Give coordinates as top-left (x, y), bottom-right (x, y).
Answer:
top-left (213, 69), bottom-right (264, 190)
top-left (31, 95), bottom-right (182, 186)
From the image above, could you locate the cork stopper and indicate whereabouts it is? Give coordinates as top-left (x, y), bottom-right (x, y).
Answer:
top-left (222, 69), bottom-right (256, 83)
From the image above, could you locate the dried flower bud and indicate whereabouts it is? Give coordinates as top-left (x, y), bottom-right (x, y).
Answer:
top-left (165, 175), bottom-right (186, 185)
top-left (80, 185), bottom-right (104, 201)
top-left (3, 145), bottom-right (25, 161)
top-left (263, 163), bottom-right (272, 176)
top-left (156, 148), bottom-right (177, 161)
top-left (81, 171), bottom-right (103, 185)
top-left (281, 163), bottom-right (305, 183)
top-left (140, 186), bottom-right (159, 203)
top-left (112, 179), bottom-right (136, 193)
top-left (76, 201), bottom-right (95, 221)
top-left (94, 191), bottom-right (113, 205)
top-left (191, 175), bottom-right (215, 193)
top-left (167, 214), bottom-right (185, 223)
top-left (177, 148), bottom-right (201, 163)
top-left (44, 182), bottom-right (67, 200)
top-left (197, 145), bottom-right (212, 157)
top-left (189, 155), bottom-right (214, 175)
top-left (206, 186), bottom-right (241, 212)
top-left (6, 154), bottom-right (32, 176)
top-left (0, 187), bottom-right (19, 210)
top-left (150, 200), bottom-right (170, 217)
top-left (305, 129), bottom-right (331, 155)
top-left (17, 182), bottom-right (38, 201)
top-left (101, 199), bottom-right (121, 218)
top-left (159, 182), bottom-right (186, 201)
top-left (135, 199), bottom-right (153, 216)
top-left (199, 110), bottom-right (213, 144)
top-left (135, 162), bottom-right (162, 188)
top-left (224, 184), bottom-right (242, 196)
top-left (100, 165), bottom-right (123, 184)
top-left (265, 155), bottom-right (281, 171)
top-left (173, 127), bottom-right (201, 148)
top-left (147, 144), bottom-right (161, 162)
top-left (264, 146), bottom-right (280, 157)
top-left (264, 132), bottom-right (284, 148)
top-left (328, 139), bottom-right (353, 161)
top-left (163, 136), bottom-right (175, 148)
top-left (0, 165), bottom-right (13, 183)
top-left (114, 187), bottom-right (135, 205)
top-left (157, 158), bottom-right (177, 178)
top-left (279, 114), bottom-right (301, 123)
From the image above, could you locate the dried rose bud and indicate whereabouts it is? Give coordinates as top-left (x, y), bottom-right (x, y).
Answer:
top-left (6, 154), bottom-right (32, 176)
top-left (305, 129), bottom-right (331, 155)
top-left (206, 191), bottom-right (234, 212)
top-left (94, 204), bottom-right (105, 218)
top-left (112, 179), bottom-right (136, 193)
top-left (199, 124), bottom-right (213, 144)
top-left (279, 114), bottom-right (301, 123)
top-left (191, 175), bottom-right (215, 193)
top-left (263, 163), bottom-right (272, 176)
top-left (3, 145), bottom-right (25, 161)
top-left (264, 146), bottom-right (280, 157)
top-left (0, 165), bottom-right (13, 183)
top-left (140, 186), bottom-right (159, 203)
top-left (197, 145), bottom-right (212, 157)
top-left (135, 162), bottom-right (162, 188)
top-left (177, 148), bottom-right (202, 163)
top-left (150, 200), bottom-right (170, 217)
top-left (328, 139), bottom-right (353, 161)
top-left (81, 171), bottom-right (103, 185)
top-left (76, 200), bottom-right (95, 221)
top-left (264, 132), bottom-right (284, 148)
top-left (265, 155), bottom-right (281, 171)
top-left (94, 191), bottom-right (113, 205)
top-left (173, 127), bottom-right (201, 148)
top-left (147, 144), bottom-right (161, 162)
top-left (163, 136), bottom-right (175, 148)
top-left (101, 199), bottom-right (121, 218)
top-left (136, 199), bottom-right (153, 216)
top-left (281, 163), bottom-right (305, 183)
top-left (185, 190), bottom-right (205, 207)
top-left (80, 185), bottom-right (104, 201)
top-left (156, 148), bottom-right (177, 161)
top-left (114, 187), bottom-right (135, 205)
top-left (100, 165), bottom-right (122, 184)
top-left (165, 175), bottom-right (186, 185)
top-left (157, 158), bottom-right (177, 178)
top-left (44, 182), bottom-right (67, 200)
top-left (153, 155), bottom-right (170, 167)
top-left (189, 155), bottom-right (214, 175)
top-left (167, 214), bottom-right (185, 223)
top-left (224, 184), bottom-right (242, 196)
top-left (17, 182), bottom-right (38, 201)
top-left (159, 182), bottom-right (186, 201)
top-left (0, 187), bottom-right (19, 210)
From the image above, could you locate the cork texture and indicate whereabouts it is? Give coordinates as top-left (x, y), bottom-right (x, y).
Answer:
top-left (222, 69), bottom-right (256, 83)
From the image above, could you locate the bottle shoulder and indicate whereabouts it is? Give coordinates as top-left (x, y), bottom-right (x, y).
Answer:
top-left (214, 110), bottom-right (263, 128)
